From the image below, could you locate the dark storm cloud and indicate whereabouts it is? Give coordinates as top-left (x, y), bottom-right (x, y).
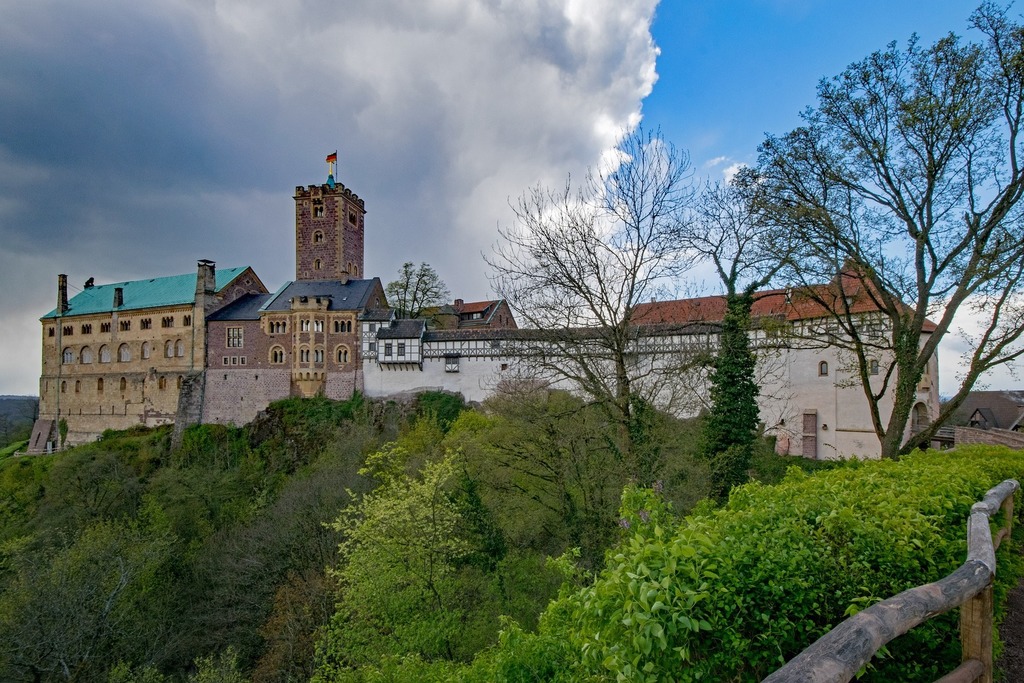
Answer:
top-left (0, 0), bottom-right (661, 393)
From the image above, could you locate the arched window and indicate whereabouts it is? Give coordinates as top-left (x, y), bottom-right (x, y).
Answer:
top-left (347, 320), bottom-right (352, 332)
top-left (60, 380), bottom-right (67, 393)
top-left (313, 230), bottom-right (324, 243)
top-left (175, 340), bottom-right (185, 357)
top-left (336, 346), bottom-right (349, 363)
top-left (165, 340), bottom-right (174, 358)
top-left (119, 377), bottom-right (127, 392)
top-left (818, 361), bottom-right (829, 376)
top-left (74, 380), bottom-right (81, 393)
top-left (80, 346), bottom-right (93, 364)
top-left (97, 378), bottom-right (104, 392)
top-left (314, 348), bottom-right (324, 364)
top-left (99, 345), bottom-right (111, 363)
top-left (177, 376), bottom-right (183, 389)
top-left (869, 358), bottom-right (879, 375)
top-left (158, 376), bottom-right (167, 390)
top-left (314, 259), bottom-right (322, 271)
top-left (314, 320), bottom-right (323, 332)
top-left (141, 342), bottom-right (151, 360)
top-left (118, 343), bottom-right (131, 362)
top-left (301, 320), bottom-right (310, 332)
top-left (270, 346), bottom-right (285, 364)
top-left (62, 347), bottom-right (74, 364)
top-left (300, 347), bottom-right (310, 363)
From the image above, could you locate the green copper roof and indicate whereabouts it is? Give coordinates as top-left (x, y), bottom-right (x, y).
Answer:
top-left (41, 267), bottom-right (251, 319)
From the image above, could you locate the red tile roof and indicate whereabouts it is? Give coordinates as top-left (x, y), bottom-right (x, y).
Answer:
top-left (633, 279), bottom-right (937, 332)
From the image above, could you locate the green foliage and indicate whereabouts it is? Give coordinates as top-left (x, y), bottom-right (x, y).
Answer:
top-left (414, 391), bottom-right (466, 433)
top-left (701, 292), bottom-right (759, 500)
top-left (398, 445), bottom-right (1024, 683)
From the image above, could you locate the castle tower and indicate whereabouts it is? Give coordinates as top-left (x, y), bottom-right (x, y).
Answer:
top-left (294, 154), bottom-right (366, 281)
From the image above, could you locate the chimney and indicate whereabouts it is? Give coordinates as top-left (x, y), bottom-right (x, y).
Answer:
top-left (196, 259), bottom-right (216, 296)
top-left (113, 287), bottom-right (124, 308)
top-left (57, 274), bottom-right (69, 314)
top-left (454, 298), bottom-right (464, 311)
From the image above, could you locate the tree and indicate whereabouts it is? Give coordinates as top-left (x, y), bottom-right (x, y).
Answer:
top-left (681, 177), bottom-right (793, 497)
top-left (385, 262), bottom-right (451, 319)
top-left (488, 127), bottom-right (694, 472)
top-left (757, 2), bottom-right (1024, 457)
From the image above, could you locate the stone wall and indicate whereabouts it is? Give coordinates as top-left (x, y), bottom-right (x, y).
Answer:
top-left (201, 368), bottom-right (291, 426)
top-left (954, 426), bottom-right (1024, 449)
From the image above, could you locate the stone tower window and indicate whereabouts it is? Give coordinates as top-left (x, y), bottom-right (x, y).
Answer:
top-left (313, 230), bottom-right (324, 243)
top-left (62, 348), bottom-right (74, 364)
top-left (159, 376), bottom-right (167, 390)
top-left (119, 377), bottom-right (127, 392)
top-left (314, 205), bottom-right (324, 218)
top-left (270, 346), bottom-right (285, 364)
top-left (314, 259), bottom-right (322, 271)
top-left (336, 346), bottom-right (349, 363)
top-left (97, 378), bottom-right (104, 392)
top-left (183, 315), bottom-right (192, 326)
top-left (176, 340), bottom-right (185, 357)
top-left (120, 320), bottom-right (131, 332)
top-left (99, 345), bottom-right (111, 363)
top-left (80, 347), bottom-right (93, 364)
top-left (818, 361), bottom-right (829, 376)
top-left (81, 324), bottom-right (92, 335)
top-left (162, 316), bottom-right (174, 328)
top-left (118, 344), bottom-right (131, 362)
top-left (141, 342), bottom-right (151, 360)
top-left (141, 318), bottom-right (152, 330)
top-left (165, 340), bottom-right (174, 358)
top-left (101, 322), bottom-right (111, 333)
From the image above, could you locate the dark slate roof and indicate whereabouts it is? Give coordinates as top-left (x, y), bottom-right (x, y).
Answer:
top-left (360, 308), bottom-right (394, 322)
top-left (955, 391), bottom-right (1024, 429)
top-left (207, 293), bottom-right (274, 321)
top-left (377, 319), bottom-right (426, 339)
top-left (42, 267), bottom-right (251, 319)
top-left (259, 278), bottom-right (382, 312)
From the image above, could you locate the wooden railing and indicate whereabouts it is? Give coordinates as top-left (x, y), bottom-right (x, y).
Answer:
top-left (763, 479), bottom-right (1019, 683)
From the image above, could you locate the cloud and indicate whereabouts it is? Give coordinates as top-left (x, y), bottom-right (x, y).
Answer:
top-left (0, 0), bottom-right (661, 394)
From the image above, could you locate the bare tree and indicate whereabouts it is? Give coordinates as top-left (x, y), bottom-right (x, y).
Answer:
top-left (757, 2), bottom-right (1024, 457)
top-left (488, 127), bottom-right (694, 473)
top-left (385, 262), bottom-right (451, 319)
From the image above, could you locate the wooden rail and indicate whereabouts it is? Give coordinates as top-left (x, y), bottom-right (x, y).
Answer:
top-left (763, 479), bottom-right (1019, 683)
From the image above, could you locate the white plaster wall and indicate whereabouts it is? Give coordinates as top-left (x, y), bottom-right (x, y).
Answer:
top-left (362, 355), bottom-right (506, 402)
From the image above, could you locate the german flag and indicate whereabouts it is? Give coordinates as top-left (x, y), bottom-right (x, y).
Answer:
top-left (326, 151), bottom-right (338, 163)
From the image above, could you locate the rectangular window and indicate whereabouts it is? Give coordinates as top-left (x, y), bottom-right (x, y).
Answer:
top-left (227, 327), bottom-right (243, 348)
top-left (240, 356), bottom-right (247, 365)
top-left (223, 357), bottom-right (229, 365)
top-left (368, 342), bottom-right (376, 352)
top-left (445, 356), bottom-right (460, 373)
top-left (384, 342), bottom-right (393, 357)
top-left (231, 356), bottom-right (238, 365)
top-left (397, 342), bottom-right (406, 357)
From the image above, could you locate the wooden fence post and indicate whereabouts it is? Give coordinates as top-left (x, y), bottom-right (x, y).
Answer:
top-left (960, 581), bottom-right (993, 683)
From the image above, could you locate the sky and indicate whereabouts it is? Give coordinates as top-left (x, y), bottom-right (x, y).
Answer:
top-left (0, 0), bottom-right (1007, 397)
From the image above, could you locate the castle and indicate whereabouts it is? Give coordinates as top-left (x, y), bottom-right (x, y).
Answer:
top-left (30, 162), bottom-right (940, 459)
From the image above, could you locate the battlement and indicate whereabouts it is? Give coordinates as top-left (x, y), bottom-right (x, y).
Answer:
top-left (293, 183), bottom-right (364, 209)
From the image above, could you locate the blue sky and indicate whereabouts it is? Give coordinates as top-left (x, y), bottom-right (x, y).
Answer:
top-left (0, 0), bottom-right (1008, 396)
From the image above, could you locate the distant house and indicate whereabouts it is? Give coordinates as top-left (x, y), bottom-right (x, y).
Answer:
top-left (424, 299), bottom-right (518, 330)
top-left (952, 391), bottom-right (1024, 431)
